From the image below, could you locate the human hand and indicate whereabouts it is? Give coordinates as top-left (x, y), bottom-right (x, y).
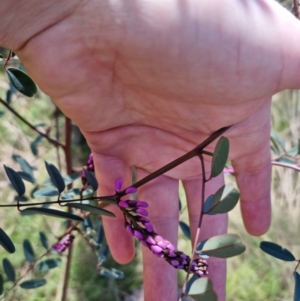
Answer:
top-left (3, 0), bottom-right (300, 300)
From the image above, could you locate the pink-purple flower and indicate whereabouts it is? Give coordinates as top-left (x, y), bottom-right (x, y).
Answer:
top-left (52, 234), bottom-right (75, 253)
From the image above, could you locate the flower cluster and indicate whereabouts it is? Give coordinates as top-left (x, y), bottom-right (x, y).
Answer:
top-left (115, 178), bottom-right (208, 277)
top-left (52, 234), bottom-right (75, 253)
top-left (81, 153), bottom-right (95, 189)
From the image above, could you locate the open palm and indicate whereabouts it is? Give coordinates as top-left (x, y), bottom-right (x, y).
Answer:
top-left (6, 0), bottom-right (300, 299)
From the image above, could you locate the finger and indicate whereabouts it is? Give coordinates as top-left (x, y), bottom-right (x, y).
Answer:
top-left (93, 152), bottom-right (135, 264)
top-left (231, 103), bottom-right (272, 236)
top-left (183, 172), bottom-right (227, 301)
top-left (136, 169), bottom-right (179, 301)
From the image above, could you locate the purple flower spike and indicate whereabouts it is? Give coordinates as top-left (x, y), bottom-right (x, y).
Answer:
top-left (145, 223), bottom-right (153, 232)
top-left (136, 201), bottom-right (148, 208)
top-left (171, 260), bottom-right (179, 267)
top-left (125, 187), bottom-right (137, 194)
top-left (115, 178), bottom-right (123, 192)
top-left (166, 242), bottom-right (175, 251)
top-left (157, 240), bottom-right (166, 249)
top-left (119, 201), bottom-right (129, 208)
top-left (126, 224), bottom-right (134, 236)
top-left (138, 217), bottom-right (150, 223)
top-left (177, 265), bottom-right (184, 269)
top-left (136, 208), bottom-right (148, 216)
top-left (146, 236), bottom-right (156, 245)
top-left (140, 240), bottom-right (148, 247)
top-left (134, 230), bottom-right (144, 240)
top-left (151, 245), bottom-right (163, 254)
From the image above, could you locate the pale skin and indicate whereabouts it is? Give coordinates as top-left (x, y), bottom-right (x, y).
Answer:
top-left (1, 0), bottom-right (300, 300)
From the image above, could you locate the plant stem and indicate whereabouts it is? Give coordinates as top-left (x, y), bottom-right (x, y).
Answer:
top-left (130, 126), bottom-right (231, 190)
top-left (61, 117), bottom-right (73, 301)
top-left (180, 154), bottom-right (207, 299)
top-left (0, 97), bottom-right (65, 148)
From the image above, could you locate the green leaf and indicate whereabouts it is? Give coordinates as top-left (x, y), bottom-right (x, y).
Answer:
top-left (187, 277), bottom-right (213, 295)
top-left (210, 137), bottom-right (229, 178)
top-left (260, 241), bottom-right (295, 261)
top-left (6, 67), bottom-right (37, 97)
top-left (0, 274), bottom-right (3, 296)
top-left (196, 234), bottom-right (245, 258)
top-left (63, 173), bottom-right (81, 186)
top-left (188, 291), bottom-right (218, 301)
top-left (30, 135), bottom-right (43, 156)
top-left (14, 195), bottom-right (29, 202)
top-left (0, 111), bottom-right (4, 117)
top-left (4, 165), bottom-right (25, 196)
top-left (204, 184), bottom-right (240, 215)
top-left (185, 275), bottom-right (201, 294)
top-left (271, 131), bottom-right (286, 152)
top-left (96, 225), bottom-right (104, 247)
top-left (45, 162), bottom-right (65, 193)
top-left (0, 228), bottom-right (15, 254)
top-left (23, 239), bottom-right (35, 263)
top-left (39, 232), bottom-right (48, 249)
top-left (22, 207), bottom-right (83, 221)
top-left (17, 171), bottom-right (36, 184)
top-left (179, 221), bottom-right (191, 240)
top-left (100, 268), bottom-right (116, 279)
top-left (33, 187), bottom-right (59, 198)
top-left (2, 258), bottom-right (15, 282)
top-left (83, 216), bottom-right (93, 230)
top-left (19, 279), bottom-right (46, 289)
top-left (66, 203), bottom-right (115, 217)
top-left (98, 197), bottom-right (117, 205)
top-left (14, 156), bottom-right (35, 179)
top-left (83, 169), bottom-right (98, 191)
top-left (179, 198), bottom-right (182, 212)
top-left (36, 259), bottom-right (62, 271)
top-left (293, 271), bottom-right (300, 301)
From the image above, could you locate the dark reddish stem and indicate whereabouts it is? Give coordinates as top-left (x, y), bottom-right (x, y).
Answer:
top-left (0, 97), bottom-right (65, 148)
top-left (61, 117), bottom-right (73, 301)
top-left (293, 0), bottom-right (299, 19)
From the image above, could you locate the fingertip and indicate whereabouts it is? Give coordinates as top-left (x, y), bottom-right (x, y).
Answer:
top-left (240, 197), bottom-right (271, 236)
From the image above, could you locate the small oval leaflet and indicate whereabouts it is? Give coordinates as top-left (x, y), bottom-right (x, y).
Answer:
top-left (293, 271), bottom-right (300, 301)
top-left (30, 135), bottom-right (43, 156)
top-left (22, 207), bottom-right (83, 221)
top-left (260, 241), bottom-right (295, 261)
top-left (83, 216), bottom-right (93, 230)
top-left (33, 187), bottom-right (59, 198)
top-left (196, 233), bottom-right (245, 258)
top-left (45, 161), bottom-right (65, 193)
top-left (2, 258), bottom-right (15, 282)
top-left (83, 168), bottom-right (98, 191)
top-left (188, 291), bottom-right (217, 301)
top-left (39, 232), bottom-right (49, 249)
top-left (204, 184), bottom-right (240, 215)
top-left (210, 137), bottom-right (229, 178)
top-left (3, 165), bottom-right (25, 197)
top-left (19, 278), bottom-right (46, 289)
top-left (179, 221), bottom-right (191, 240)
top-left (187, 277), bottom-right (213, 295)
top-left (0, 228), bottom-right (15, 254)
top-left (17, 171), bottom-right (36, 184)
top-left (23, 239), bottom-right (35, 263)
top-left (66, 203), bottom-right (115, 217)
top-left (6, 67), bottom-right (37, 97)
top-left (36, 258), bottom-right (62, 271)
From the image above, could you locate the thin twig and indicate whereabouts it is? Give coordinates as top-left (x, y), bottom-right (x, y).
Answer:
top-left (271, 160), bottom-right (300, 171)
top-left (293, 0), bottom-right (299, 19)
top-left (180, 154), bottom-right (207, 299)
top-left (0, 97), bottom-right (65, 148)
